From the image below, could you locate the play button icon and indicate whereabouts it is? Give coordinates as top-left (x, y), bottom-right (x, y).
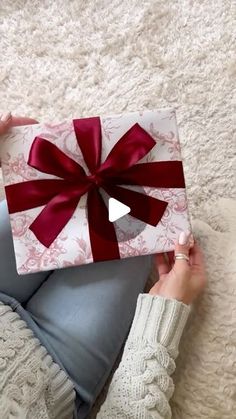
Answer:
top-left (89, 185), bottom-right (149, 244)
top-left (108, 198), bottom-right (131, 222)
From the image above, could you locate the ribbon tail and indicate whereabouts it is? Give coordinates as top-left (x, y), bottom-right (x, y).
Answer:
top-left (103, 184), bottom-right (168, 226)
top-left (5, 179), bottom-right (70, 213)
top-left (87, 188), bottom-right (120, 262)
top-left (30, 184), bottom-right (89, 248)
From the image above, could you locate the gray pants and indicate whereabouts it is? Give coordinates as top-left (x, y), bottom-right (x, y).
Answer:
top-left (0, 200), bottom-right (151, 418)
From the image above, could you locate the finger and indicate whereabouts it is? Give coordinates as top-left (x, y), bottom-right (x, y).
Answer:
top-left (0, 112), bottom-right (12, 135)
top-left (189, 233), bottom-right (195, 249)
top-left (154, 253), bottom-right (170, 276)
top-left (11, 116), bottom-right (38, 126)
top-left (190, 242), bottom-right (204, 268)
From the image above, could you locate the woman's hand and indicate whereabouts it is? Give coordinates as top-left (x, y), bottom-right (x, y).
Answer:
top-left (0, 112), bottom-right (38, 165)
top-left (0, 112), bottom-right (38, 136)
top-left (149, 232), bottom-right (206, 305)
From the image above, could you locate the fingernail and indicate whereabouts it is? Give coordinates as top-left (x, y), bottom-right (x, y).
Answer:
top-left (0, 112), bottom-right (12, 123)
top-left (178, 231), bottom-right (188, 245)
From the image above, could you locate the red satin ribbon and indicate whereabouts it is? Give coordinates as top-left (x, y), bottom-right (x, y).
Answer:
top-left (5, 118), bottom-right (185, 261)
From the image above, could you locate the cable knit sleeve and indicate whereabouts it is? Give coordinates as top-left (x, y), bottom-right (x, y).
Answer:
top-left (97, 294), bottom-right (190, 419)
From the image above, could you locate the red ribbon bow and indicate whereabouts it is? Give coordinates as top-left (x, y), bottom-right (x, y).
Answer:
top-left (5, 117), bottom-right (185, 261)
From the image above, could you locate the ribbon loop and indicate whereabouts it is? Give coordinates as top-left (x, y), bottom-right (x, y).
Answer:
top-left (29, 137), bottom-right (87, 180)
top-left (98, 123), bottom-right (156, 176)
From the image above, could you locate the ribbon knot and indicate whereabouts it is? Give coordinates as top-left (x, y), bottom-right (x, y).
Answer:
top-left (87, 173), bottom-right (103, 187)
top-left (5, 117), bottom-right (185, 262)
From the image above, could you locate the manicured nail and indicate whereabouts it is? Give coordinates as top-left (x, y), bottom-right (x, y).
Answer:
top-left (0, 112), bottom-right (12, 123)
top-left (178, 231), bottom-right (188, 245)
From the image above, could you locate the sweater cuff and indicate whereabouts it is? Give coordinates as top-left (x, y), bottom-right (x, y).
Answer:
top-left (128, 294), bottom-right (191, 353)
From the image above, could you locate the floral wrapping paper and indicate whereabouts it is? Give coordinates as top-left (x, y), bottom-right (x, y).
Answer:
top-left (0, 108), bottom-right (191, 274)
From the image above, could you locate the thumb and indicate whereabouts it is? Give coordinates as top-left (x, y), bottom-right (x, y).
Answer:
top-left (0, 112), bottom-right (12, 135)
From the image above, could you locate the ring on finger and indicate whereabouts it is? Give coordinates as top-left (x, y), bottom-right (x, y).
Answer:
top-left (175, 253), bottom-right (190, 262)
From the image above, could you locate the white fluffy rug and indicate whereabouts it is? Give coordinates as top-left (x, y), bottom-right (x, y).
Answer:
top-left (0, 0), bottom-right (236, 417)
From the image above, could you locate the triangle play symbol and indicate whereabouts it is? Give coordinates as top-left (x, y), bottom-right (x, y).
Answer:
top-left (108, 198), bottom-right (131, 222)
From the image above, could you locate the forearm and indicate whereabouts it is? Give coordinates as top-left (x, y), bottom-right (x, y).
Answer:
top-left (97, 294), bottom-right (190, 419)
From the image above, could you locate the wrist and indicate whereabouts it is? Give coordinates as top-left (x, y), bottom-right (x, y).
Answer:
top-left (149, 289), bottom-right (191, 305)
top-left (129, 294), bottom-right (191, 354)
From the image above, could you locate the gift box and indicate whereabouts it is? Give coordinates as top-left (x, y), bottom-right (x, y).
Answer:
top-left (0, 108), bottom-right (191, 275)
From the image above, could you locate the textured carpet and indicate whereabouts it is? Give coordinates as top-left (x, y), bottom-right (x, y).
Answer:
top-left (0, 0), bottom-right (236, 417)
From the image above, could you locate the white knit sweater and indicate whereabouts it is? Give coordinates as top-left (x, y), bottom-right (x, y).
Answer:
top-left (0, 302), bottom-right (75, 419)
top-left (97, 294), bottom-right (190, 418)
top-left (0, 294), bottom-right (190, 419)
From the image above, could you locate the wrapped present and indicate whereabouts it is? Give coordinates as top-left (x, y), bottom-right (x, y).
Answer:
top-left (0, 108), bottom-right (191, 275)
